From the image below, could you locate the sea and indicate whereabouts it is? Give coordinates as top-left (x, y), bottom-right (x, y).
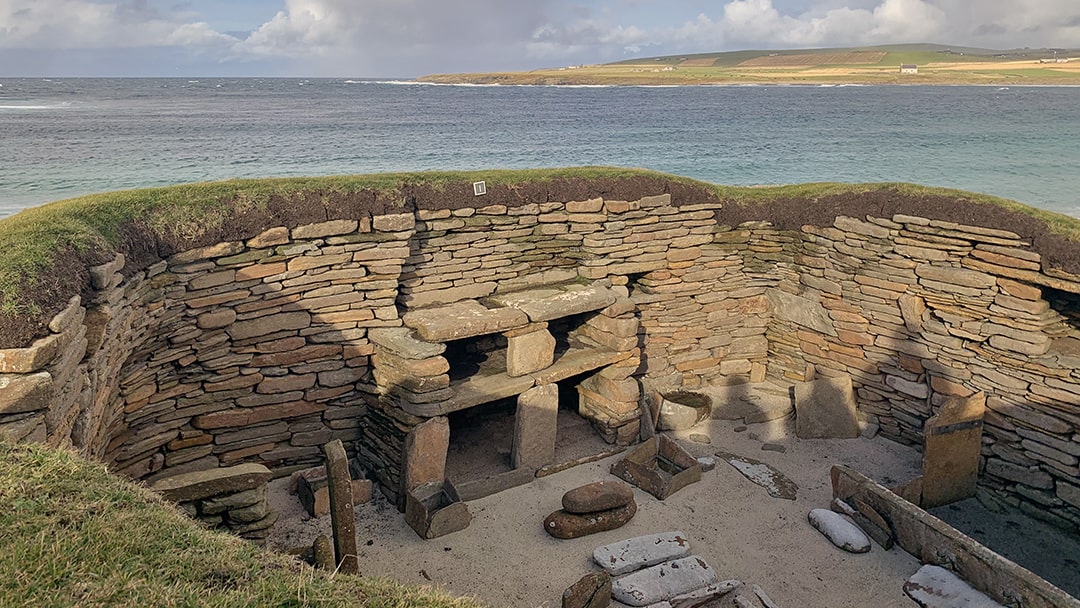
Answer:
top-left (1, 78), bottom-right (1079, 219)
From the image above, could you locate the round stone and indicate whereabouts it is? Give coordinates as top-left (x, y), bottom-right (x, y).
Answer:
top-left (562, 481), bottom-right (635, 514)
top-left (543, 501), bottom-right (637, 539)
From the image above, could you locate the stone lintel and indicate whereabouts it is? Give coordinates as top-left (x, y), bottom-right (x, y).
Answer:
top-left (151, 463), bottom-right (272, 503)
top-left (486, 282), bottom-right (617, 323)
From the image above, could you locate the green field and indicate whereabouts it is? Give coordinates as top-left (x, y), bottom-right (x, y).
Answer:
top-left (418, 43), bottom-right (1080, 86)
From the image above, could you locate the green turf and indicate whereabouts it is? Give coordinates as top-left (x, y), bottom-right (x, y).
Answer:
top-left (0, 439), bottom-right (484, 608)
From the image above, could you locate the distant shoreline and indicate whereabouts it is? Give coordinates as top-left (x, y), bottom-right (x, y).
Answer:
top-left (417, 68), bottom-right (1080, 87)
top-left (418, 45), bottom-right (1080, 87)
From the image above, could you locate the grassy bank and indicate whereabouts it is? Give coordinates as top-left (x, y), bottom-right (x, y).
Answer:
top-left (0, 439), bottom-right (484, 608)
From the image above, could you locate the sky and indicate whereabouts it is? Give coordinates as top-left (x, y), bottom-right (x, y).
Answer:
top-left (1, 0), bottom-right (1079, 77)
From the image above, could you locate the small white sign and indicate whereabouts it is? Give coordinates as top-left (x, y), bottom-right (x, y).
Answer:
top-left (473, 181), bottom-right (487, 196)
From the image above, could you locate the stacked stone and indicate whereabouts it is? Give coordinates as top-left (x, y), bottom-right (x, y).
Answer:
top-left (401, 202), bottom-right (584, 309)
top-left (152, 463), bottom-right (277, 544)
top-left (363, 327), bottom-right (447, 505)
top-left (0, 295), bottom-right (87, 448)
top-left (544, 481), bottom-right (637, 539)
top-left (5, 190), bottom-right (1080, 529)
top-left (95, 215), bottom-right (414, 481)
top-left (577, 296), bottom-right (642, 445)
top-left (755, 209), bottom-right (1080, 529)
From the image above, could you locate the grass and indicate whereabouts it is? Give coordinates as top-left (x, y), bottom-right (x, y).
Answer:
top-left (0, 439), bottom-right (484, 608)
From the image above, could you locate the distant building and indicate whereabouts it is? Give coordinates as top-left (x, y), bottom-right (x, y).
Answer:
top-left (900, 64), bottom-right (918, 74)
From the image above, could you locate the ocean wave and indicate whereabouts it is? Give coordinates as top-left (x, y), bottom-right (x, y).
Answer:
top-left (0, 103), bottom-right (73, 110)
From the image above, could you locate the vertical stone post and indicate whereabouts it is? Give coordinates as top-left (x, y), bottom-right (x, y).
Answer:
top-left (513, 384), bottom-right (559, 469)
top-left (323, 439), bottom-right (358, 575)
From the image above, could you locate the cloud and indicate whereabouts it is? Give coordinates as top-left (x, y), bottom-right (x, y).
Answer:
top-left (656, 0), bottom-right (1076, 53)
top-left (0, 0), bottom-right (237, 50)
top-left (0, 0), bottom-right (1077, 76)
top-left (230, 0), bottom-right (558, 74)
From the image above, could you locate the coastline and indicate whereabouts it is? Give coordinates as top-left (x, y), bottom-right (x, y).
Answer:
top-left (418, 56), bottom-right (1080, 87)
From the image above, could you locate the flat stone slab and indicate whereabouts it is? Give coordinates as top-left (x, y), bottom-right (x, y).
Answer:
top-left (611, 556), bottom-right (719, 607)
top-left (431, 372), bottom-right (536, 415)
top-left (808, 508), bottom-right (871, 553)
top-left (794, 375), bottom-right (860, 439)
top-left (488, 283), bottom-right (617, 322)
top-left (531, 346), bottom-right (624, 385)
top-left (710, 382), bottom-right (794, 424)
top-left (368, 327), bottom-right (446, 359)
top-left (904, 565), bottom-right (1003, 608)
top-left (656, 580), bottom-right (741, 608)
top-left (151, 463), bottom-right (272, 502)
top-left (403, 300), bottom-right (528, 342)
top-left (715, 451), bottom-right (797, 500)
top-left (593, 531), bottom-right (693, 576)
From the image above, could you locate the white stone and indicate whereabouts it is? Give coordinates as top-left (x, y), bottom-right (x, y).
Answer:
top-left (593, 531), bottom-right (692, 575)
top-left (807, 508), bottom-right (871, 553)
top-left (903, 565), bottom-right (1003, 608)
top-left (611, 556), bottom-right (718, 607)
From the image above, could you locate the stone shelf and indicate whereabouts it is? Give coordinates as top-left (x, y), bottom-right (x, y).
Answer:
top-left (399, 344), bottom-right (625, 417)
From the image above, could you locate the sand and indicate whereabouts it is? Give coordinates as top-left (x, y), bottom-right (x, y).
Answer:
top-left (268, 415), bottom-right (939, 607)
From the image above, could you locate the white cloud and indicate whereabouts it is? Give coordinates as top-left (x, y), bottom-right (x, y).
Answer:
top-left (0, 0), bottom-right (236, 50)
top-left (0, 0), bottom-right (1077, 76)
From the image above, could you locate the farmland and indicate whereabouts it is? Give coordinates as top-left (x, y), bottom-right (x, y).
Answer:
top-left (418, 44), bottom-right (1080, 86)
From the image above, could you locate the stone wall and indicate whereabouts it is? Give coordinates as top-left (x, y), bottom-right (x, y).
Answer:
top-left (1, 186), bottom-right (1078, 530)
top-left (151, 463), bottom-right (277, 544)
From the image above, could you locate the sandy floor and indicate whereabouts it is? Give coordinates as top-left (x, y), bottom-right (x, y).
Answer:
top-left (268, 414), bottom-right (946, 607)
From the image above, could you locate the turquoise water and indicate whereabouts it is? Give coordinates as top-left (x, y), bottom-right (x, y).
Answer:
top-left (1, 78), bottom-right (1079, 218)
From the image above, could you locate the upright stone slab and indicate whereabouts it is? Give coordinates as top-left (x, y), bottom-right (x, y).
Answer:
top-left (513, 384), bottom-right (559, 469)
top-left (506, 326), bottom-right (556, 377)
top-left (921, 392), bottom-right (986, 508)
top-left (323, 439), bottom-right (358, 575)
top-left (794, 375), bottom-right (861, 439)
top-left (404, 416), bottom-right (450, 493)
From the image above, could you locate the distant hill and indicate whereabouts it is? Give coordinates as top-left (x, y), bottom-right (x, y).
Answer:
top-left (418, 43), bottom-right (1080, 86)
top-left (605, 43), bottom-right (1069, 68)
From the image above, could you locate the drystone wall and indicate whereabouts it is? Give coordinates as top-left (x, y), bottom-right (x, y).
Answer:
top-left (1, 188), bottom-right (1078, 531)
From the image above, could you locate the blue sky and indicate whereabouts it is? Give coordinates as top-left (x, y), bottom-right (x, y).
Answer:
top-left (1, 0), bottom-right (1078, 77)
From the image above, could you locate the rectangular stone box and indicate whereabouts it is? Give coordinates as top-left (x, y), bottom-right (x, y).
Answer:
top-left (405, 480), bottom-right (471, 539)
top-left (294, 464), bottom-right (373, 517)
top-left (610, 435), bottom-right (701, 500)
